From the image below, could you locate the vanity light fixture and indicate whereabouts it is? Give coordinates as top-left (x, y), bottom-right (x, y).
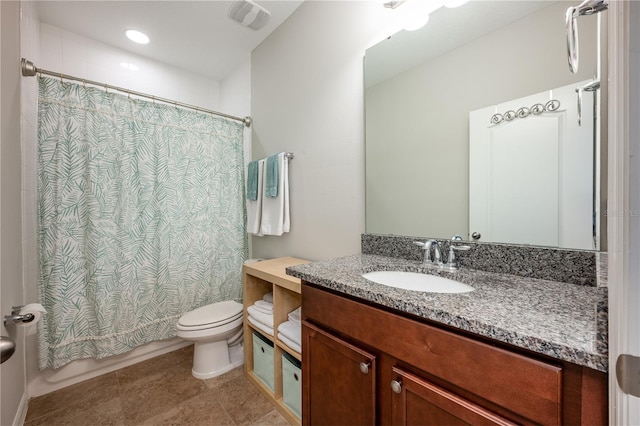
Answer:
top-left (383, 0), bottom-right (451, 32)
top-left (125, 29), bottom-right (150, 45)
top-left (444, 0), bottom-right (469, 8)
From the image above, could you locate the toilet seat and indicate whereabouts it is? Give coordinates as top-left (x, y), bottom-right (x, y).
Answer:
top-left (177, 300), bottom-right (243, 332)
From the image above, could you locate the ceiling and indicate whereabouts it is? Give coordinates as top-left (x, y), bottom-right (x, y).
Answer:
top-left (34, 0), bottom-right (304, 81)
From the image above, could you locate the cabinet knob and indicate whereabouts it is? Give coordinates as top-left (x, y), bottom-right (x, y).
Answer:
top-left (391, 379), bottom-right (402, 394)
top-left (359, 362), bottom-right (370, 374)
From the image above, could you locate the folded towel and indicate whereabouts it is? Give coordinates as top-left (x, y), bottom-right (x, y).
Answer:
top-left (277, 320), bottom-right (301, 345)
top-left (247, 160), bottom-right (259, 201)
top-left (253, 304), bottom-right (273, 315)
top-left (254, 300), bottom-right (273, 313)
top-left (288, 307), bottom-right (301, 324)
top-left (265, 154), bottom-right (279, 197)
top-left (247, 305), bottom-right (274, 328)
top-left (263, 292), bottom-right (273, 303)
top-left (249, 316), bottom-right (274, 337)
top-left (247, 159), bottom-right (265, 235)
top-left (259, 153), bottom-right (290, 236)
top-left (278, 332), bottom-right (301, 353)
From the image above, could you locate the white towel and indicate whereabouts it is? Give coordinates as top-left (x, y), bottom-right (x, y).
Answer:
top-left (278, 332), bottom-right (301, 353)
top-left (288, 307), bottom-right (301, 324)
top-left (259, 153), bottom-right (290, 236)
top-left (277, 320), bottom-right (301, 346)
top-left (247, 159), bottom-right (265, 235)
top-left (263, 292), bottom-right (273, 303)
top-left (249, 316), bottom-right (274, 336)
top-left (254, 300), bottom-right (273, 314)
top-left (247, 305), bottom-right (274, 328)
top-left (253, 304), bottom-right (273, 315)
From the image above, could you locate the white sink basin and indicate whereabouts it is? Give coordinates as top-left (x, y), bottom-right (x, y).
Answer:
top-left (362, 271), bottom-right (474, 294)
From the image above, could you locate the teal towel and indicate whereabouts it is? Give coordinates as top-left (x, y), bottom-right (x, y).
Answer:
top-left (265, 154), bottom-right (279, 197)
top-left (246, 160), bottom-right (259, 200)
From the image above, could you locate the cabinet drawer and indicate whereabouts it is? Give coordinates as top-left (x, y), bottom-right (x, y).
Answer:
top-left (303, 285), bottom-right (562, 425)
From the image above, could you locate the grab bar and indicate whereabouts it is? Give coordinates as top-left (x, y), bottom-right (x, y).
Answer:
top-left (566, 0), bottom-right (608, 73)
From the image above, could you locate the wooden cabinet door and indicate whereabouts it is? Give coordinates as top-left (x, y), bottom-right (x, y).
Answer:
top-left (302, 321), bottom-right (376, 426)
top-left (390, 366), bottom-right (516, 426)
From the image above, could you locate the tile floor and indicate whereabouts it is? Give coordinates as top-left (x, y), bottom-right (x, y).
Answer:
top-left (24, 346), bottom-right (289, 426)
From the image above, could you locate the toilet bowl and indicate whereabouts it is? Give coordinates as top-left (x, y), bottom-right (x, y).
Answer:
top-left (176, 300), bottom-right (244, 379)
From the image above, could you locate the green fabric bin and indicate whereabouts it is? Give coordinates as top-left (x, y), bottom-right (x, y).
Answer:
top-left (282, 352), bottom-right (302, 418)
top-left (252, 331), bottom-right (274, 391)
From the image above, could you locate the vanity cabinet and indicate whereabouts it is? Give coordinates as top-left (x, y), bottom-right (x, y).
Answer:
top-left (243, 257), bottom-right (310, 425)
top-left (301, 284), bottom-right (607, 426)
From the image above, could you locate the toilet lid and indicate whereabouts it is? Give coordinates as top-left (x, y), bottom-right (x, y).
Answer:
top-left (178, 300), bottom-right (243, 327)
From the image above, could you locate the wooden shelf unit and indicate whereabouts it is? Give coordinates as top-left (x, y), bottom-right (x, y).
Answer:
top-left (243, 257), bottom-right (309, 425)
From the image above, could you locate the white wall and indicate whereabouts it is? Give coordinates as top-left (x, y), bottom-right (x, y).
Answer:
top-left (250, 1), bottom-right (390, 261)
top-left (22, 21), bottom-right (251, 397)
top-left (2, 1), bottom-right (28, 425)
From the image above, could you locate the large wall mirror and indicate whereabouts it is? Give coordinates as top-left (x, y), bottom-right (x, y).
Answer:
top-left (365, 0), bottom-right (606, 251)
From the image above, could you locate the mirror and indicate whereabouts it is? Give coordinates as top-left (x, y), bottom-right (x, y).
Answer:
top-left (365, 0), bottom-right (605, 250)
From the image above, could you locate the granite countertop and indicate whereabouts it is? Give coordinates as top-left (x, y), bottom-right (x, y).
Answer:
top-left (286, 254), bottom-right (608, 372)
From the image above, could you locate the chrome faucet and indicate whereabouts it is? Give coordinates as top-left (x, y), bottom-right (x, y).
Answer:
top-left (414, 239), bottom-right (443, 267)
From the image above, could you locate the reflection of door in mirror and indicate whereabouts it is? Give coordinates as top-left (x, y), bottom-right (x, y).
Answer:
top-left (469, 81), bottom-right (596, 250)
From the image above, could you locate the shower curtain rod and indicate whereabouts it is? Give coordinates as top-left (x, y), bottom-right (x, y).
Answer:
top-left (21, 58), bottom-right (252, 127)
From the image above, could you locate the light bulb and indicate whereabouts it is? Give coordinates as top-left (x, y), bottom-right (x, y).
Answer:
top-left (399, 0), bottom-right (431, 31)
top-left (125, 30), bottom-right (150, 45)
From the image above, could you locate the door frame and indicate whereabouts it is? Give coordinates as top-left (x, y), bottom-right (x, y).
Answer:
top-left (607, 0), bottom-right (639, 424)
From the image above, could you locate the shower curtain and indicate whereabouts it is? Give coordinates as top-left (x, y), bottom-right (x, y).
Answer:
top-left (36, 77), bottom-right (247, 369)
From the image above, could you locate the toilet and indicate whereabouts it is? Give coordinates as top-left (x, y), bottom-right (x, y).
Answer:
top-left (176, 300), bottom-right (244, 379)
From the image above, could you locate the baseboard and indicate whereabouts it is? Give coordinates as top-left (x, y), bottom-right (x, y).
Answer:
top-left (14, 392), bottom-right (29, 426)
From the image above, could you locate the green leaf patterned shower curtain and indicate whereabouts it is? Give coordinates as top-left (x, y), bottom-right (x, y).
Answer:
top-left (37, 77), bottom-right (247, 369)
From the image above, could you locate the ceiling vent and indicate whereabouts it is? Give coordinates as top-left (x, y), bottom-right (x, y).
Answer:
top-left (228, 0), bottom-right (271, 31)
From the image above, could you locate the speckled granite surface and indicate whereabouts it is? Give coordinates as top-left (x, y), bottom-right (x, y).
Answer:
top-left (287, 254), bottom-right (608, 372)
top-left (362, 234), bottom-right (599, 286)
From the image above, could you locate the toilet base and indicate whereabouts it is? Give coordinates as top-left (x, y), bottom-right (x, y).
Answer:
top-left (191, 340), bottom-right (244, 379)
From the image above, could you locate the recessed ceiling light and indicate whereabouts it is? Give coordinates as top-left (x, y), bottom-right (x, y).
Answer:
top-left (125, 30), bottom-right (149, 45)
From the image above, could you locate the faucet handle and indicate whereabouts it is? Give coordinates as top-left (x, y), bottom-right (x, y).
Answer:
top-left (451, 234), bottom-right (463, 241)
top-left (413, 241), bottom-right (427, 248)
top-left (446, 244), bottom-right (471, 271)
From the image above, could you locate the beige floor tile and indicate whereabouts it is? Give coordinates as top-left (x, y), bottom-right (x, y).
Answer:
top-left (203, 366), bottom-right (244, 390)
top-left (24, 348), bottom-right (291, 426)
top-left (252, 409), bottom-right (291, 426)
top-left (119, 364), bottom-right (207, 424)
top-left (25, 372), bottom-right (120, 423)
top-left (24, 395), bottom-right (125, 426)
top-left (214, 375), bottom-right (276, 425)
top-left (116, 346), bottom-right (192, 388)
top-left (139, 389), bottom-right (234, 426)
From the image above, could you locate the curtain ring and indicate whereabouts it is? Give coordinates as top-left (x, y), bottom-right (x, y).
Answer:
top-left (104, 82), bottom-right (108, 93)
top-left (82, 79), bottom-right (86, 88)
top-left (59, 72), bottom-right (63, 83)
